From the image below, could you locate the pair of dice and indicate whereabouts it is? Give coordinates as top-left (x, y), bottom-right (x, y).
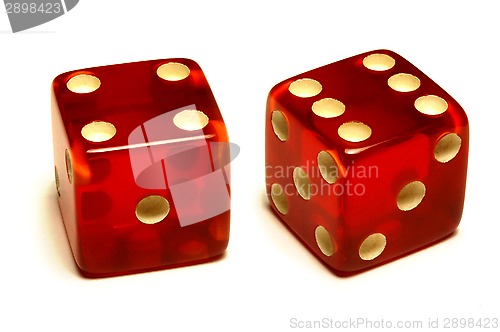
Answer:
top-left (52, 50), bottom-right (468, 277)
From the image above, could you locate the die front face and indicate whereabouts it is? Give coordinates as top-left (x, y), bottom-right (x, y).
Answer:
top-left (52, 59), bottom-right (231, 276)
top-left (266, 50), bottom-right (468, 272)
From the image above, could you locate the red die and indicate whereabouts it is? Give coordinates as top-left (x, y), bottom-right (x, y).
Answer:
top-left (265, 50), bottom-right (469, 273)
top-left (52, 59), bottom-right (231, 276)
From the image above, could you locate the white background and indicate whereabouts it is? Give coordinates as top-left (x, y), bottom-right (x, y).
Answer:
top-left (1, 1), bottom-right (498, 331)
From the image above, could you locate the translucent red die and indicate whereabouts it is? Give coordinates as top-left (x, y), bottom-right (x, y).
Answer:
top-left (52, 59), bottom-right (231, 276)
top-left (265, 50), bottom-right (469, 273)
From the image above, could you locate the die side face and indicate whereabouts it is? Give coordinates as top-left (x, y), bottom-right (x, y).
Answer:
top-left (52, 59), bottom-right (231, 276)
top-left (266, 50), bottom-right (469, 272)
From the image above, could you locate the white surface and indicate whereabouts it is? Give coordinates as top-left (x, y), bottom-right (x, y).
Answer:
top-left (1, 1), bottom-right (498, 331)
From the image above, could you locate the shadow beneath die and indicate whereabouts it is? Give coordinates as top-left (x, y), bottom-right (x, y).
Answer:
top-left (77, 252), bottom-right (228, 279)
top-left (39, 181), bottom-right (80, 277)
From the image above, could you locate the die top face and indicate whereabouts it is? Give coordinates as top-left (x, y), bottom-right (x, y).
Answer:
top-left (52, 59), bottom-right (231, 276)
top-left (268, 50), bottom-right (468, 155)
